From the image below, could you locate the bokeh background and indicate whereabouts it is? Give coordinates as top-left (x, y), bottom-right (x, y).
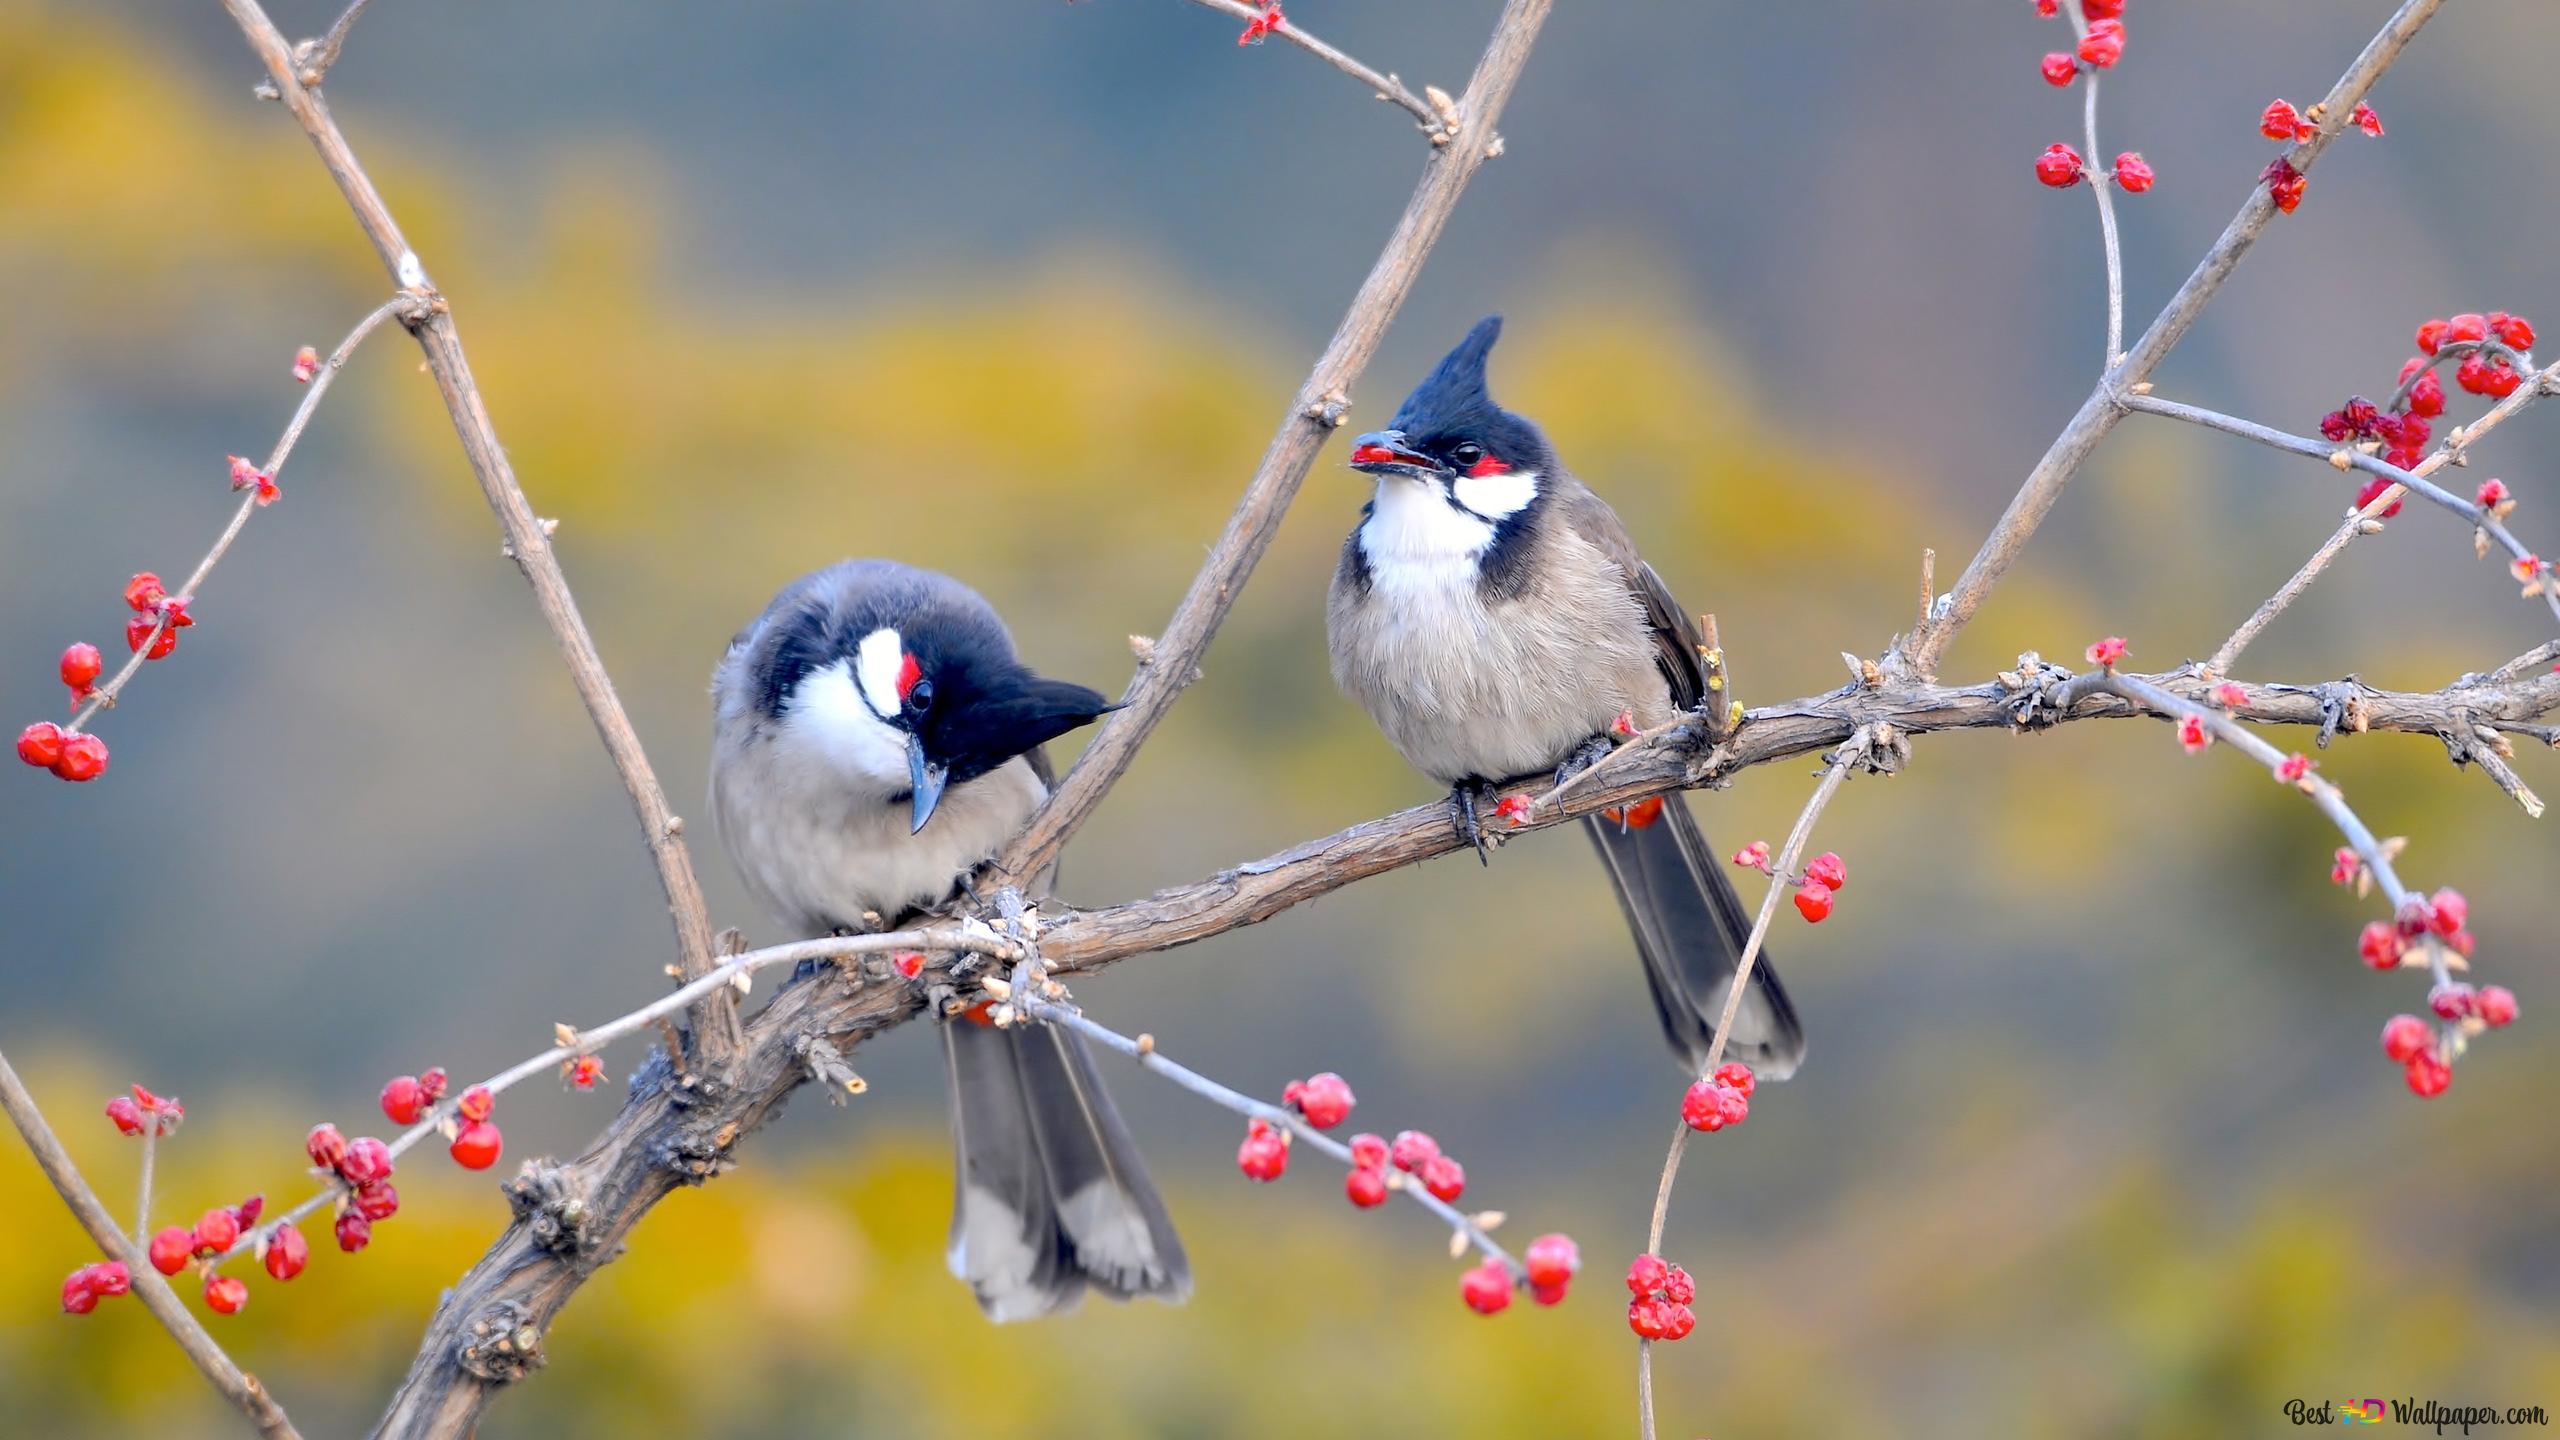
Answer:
top-left (5, 1), bottom-right (2558, 1435)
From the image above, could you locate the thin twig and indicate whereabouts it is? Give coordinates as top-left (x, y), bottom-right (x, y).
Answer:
top-left (2196, 358), bottom-right (2560, 670)
top-left (1635, 730), bottom-right (1868, 1440)
top-left (135, 1127), bottom-right (158, 1249)
top-left (0, 1047), bottom-right (302, 1439)
top-left (2066, 8), bottom-right (2125, 364)
top-left (1903, 0), bottom-right (2446, 678)
top-left (66, 296), bottom-right (415, 736)
top-left (208, 928), bottom-right (1013, 1270)
top-left (990, 0), bottom-right (1556, 891)
top-left (217, 0), bottom-right (734, 1064)
top-left (1021, 996), bottom-right (1521, 1274)
top-left (1179, 0), bottom-right (1447, 139)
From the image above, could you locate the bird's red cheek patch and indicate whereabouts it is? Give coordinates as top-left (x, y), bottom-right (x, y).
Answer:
top-left (896, 651), bottom-right (923, 700)
top-left (1465, 453), bottom-right (1512, 478)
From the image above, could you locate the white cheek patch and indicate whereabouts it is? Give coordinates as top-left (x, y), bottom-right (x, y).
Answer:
top-left (854, 628), bottom-right (907, 719)
top-left (786, 658), bottom-right (910, 787)
top-left (1360, 476), bottom-right (1496, 565)
top-left (1451, 467), bottom-right (1538, 521)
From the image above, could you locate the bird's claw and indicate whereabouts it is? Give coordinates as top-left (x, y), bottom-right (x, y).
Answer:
top-left (1451, 779), bottom-right (1495, 866)
top-left (1554, 733), bottom-right (1614, 788)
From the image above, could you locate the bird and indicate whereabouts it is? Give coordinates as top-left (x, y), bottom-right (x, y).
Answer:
top-left (709, 558), bottom-right (1188, 1321)
top-left (1325, 316), bottom-right (1806, 1080)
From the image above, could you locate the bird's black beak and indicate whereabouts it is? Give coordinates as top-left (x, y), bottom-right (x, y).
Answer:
top-left (1348, 430), bottom-right (1445, 479)
top-left (907, 735), bottom-right (949, 835)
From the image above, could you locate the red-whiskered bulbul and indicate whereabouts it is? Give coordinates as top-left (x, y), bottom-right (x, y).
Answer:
top-left (1326, 317), bottom-right (1807, 1080)
top-left (710, 559), bottom-right (1189, 1320)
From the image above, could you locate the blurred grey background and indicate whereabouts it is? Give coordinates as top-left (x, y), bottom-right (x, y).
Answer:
top-left (3, 2), bottom-right (2556, 1435)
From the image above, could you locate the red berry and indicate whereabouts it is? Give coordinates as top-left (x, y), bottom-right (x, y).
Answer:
top-left (2259, 99), bottom-right (2302, 142)
top-left (83, 1261), bottom-right (129, 1300)
top-left (194, 1207), bottom-right (241, 1255)
top-left (2479, 357), bottom-right (2522, 399)
top-left (334, 1213), bottom-right (372, 1253)
top-left (1626, 1297), bottom-right (1663, 1338)
top-left (1491, 792), bottom-right (1534, 828)
top-left (61, 1269), bottom-right (103, 1315)
top-left (203, 1274), bottom-right (248, 1315)
top-left (2476, 985), bottom-right (2518, 1028)
top-left (352, 1180), bottom-right (400, 1221)
top-left (2477, 479), bottom-right (2509, 509)
top-left (105, 1094), bottom-right (145, 1136)
top-left (2416, 319), bottom-right (2448, 356)
top-left (149, 1225), bottom-right (194, 1276)
top-left (2085, 636), bottom-right (2127, 668)
top-left (263, 1223), bottom-right (308, 1281)
top-left (2034, 0), bottom-right (2058, 15)
top-left (17, 721), bottom-right (66, 769)
top-left (1803, 851), bottom-right (1847, 892)
top-left (2112, 152), bottom-right (2154, 193)
top-left (2379, 1014), bottom-right (2432, 1064)
top-left (2408, 370), bottom-right (2445, 418)
top-left (2262, 157), bottom-right (2306, 213)
top-left (2427, 983), bottom-right (2474, 1021)
top-left (1730, 840), bottom-right (1771, 870)
top-left (380, 1075), bottom-right (427, 1125)
top-left (1793, 881), bottom-right (1835, 923)
top-left (1627, 1254), bottom-right (1671, 1298)
top-left (1344, 1165), bottom-right (1389, 1208)
top-left (1714, 1061), bottom-right (1756, 1097)
top-left (1460, 1258), bottom-right (1514, 1315)
top-left (1389, 1129), bottom-right (1439, 1172)
top-left (2427, 887), bottom-right (2468, 936)
top-left (2352, 101), bottom-right (2384, 137)
top-left (2034, 142), bottom-right (2085, 188)
top-left (1682, 1078), bottom-right (1732, 1133)
top-left (2080, 0), bottom-right (2122, 19)
top-left (456, 1084), bottom-right (495, 1122)
top-left (292, 345), bottom-right (320, 383)
top-left (891, 951), bottom-right (925, 979)
top-left (2353, 476), bottom-right (2402, 518)
top-left (59, 642), bottom-right (102, 695)
top-left (1420, 1153), bottom-right (1467, 1202)
top-left (233, 1194), bottom-right (263, 1228)
top-left (565, 1054), bottom-right (604, 1091)
top-left (1236, 1118), bottom-right (1289, 1182)
top-left (339, 1135), bottom-right (394, 1186)
top-left (1524, 1232), bottom-right (1580, 1291)
top-left (1288, 1071), bottom-right (1355, 1129)
top-left (305, 1123), bottom-right (349, 1170)
top-left (1348, 1132), bottom-right (1389, 1170)
top-left (2492, 313), bottom-right (2535, 350)
top-left (125, 614), bottom-right (177, 661)
top-left (50, 732), bottom-right (109, 782)
top-left (2074, 18), bottom-right (2123, 68)
top-left (123, 572), bottom-right (166, 613)
top-left (2040, 52), bottom-right (2077, 87)
top-left (2454, 353), bottom-right (2491, 396)
top-left (1661, 1263), bottom-right (1697, 1306)
top-left (449, 1119), bottom-right (504, 1171)
top-left (2358, 920), bottom-right (2402, 971)
top-left (2176, 713), bottom-right (2210, 754)
top-left (2276, 753), bottom-right (2312, 784)
top-left (2403, 1049), bottom-right (2452, 1098)
top-left (418, 1067), bottom-right (450, 1100)
top-left (2445, 313), bottom-right (2489, 344)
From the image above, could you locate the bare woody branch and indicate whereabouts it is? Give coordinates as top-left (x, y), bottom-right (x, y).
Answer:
top-left (988, 0), bottom-right (1556, 891)
top-left (1180, 0), bottom-right (1449, 140)
top-left (0, 1048), bottom-right (302, 1440)
top-left (1900, 0), bottom-right (2446, 679)
top-left (215, 0), bottom-right (737, 1064)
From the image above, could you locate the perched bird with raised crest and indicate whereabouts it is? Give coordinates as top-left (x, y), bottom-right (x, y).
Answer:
top-left (1326, 317), bottom-right (1806, 1080)
top-left (709, 559), bottom-right (1188, 1321)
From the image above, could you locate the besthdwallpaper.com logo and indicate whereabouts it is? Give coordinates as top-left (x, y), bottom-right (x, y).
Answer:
top-left (2285, 1397), bottom-right (2552, 1431)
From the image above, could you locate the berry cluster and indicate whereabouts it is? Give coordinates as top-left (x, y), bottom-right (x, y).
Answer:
top-left (2027, 4), bottom-right (2151, 195)
top-left (2352, 886), bottom-right (2523, 1097)
top-left (105, 1084), bottom-right (185, 1139)
top-left (59, 1261), bottom-right (131, 1315)
top-left (1337, 1130), bottom-right (1464, 1216)
top-left (1680, 1061), bottom-right (1756, 1133)
top-left (2254, 98), bottom-right (2381, 215)
top-left (1731, 842), bottom-right (1847, 924)
top-left (149, 1196), bottom-right (280, 1313)
top-left (1625, 1254), bottom-right (1698, 1341)
top-left (2319, 311), bottom-right (2537, 515)
top-left (305, 1123), bottom-right (402, 1255)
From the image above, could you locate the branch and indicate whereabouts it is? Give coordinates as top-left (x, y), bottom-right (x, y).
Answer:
top-left (216, 0), bottom-right (735, 1064)
top-left (988, 0), bottom-right (1556, 890)
top-left (2065, 8), bottom-right (2125, 365)
top-left (1180, 0), bottom-right (1448, 140)
top-left (1028, 662), bottom-right (2558, 972)
top-left (1018, 995), bottom-right (1521, 1275)
top-left (1636, 731), bottom-right (1868, 1440)
top-left (1901, 0), bottom-right (2446, 679)
top-left (2190, 359), bottom-right (2560, 671)
top-left (65, 295), bottom-right (415, 737)
top-left (0, 1047), bottom-right (301, 1439)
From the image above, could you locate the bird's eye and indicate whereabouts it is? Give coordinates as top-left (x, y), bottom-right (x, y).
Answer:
top-left (1449, 442), bottom-right (1484, 468)
top-left (905, 678), bottom-right (934, 713)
